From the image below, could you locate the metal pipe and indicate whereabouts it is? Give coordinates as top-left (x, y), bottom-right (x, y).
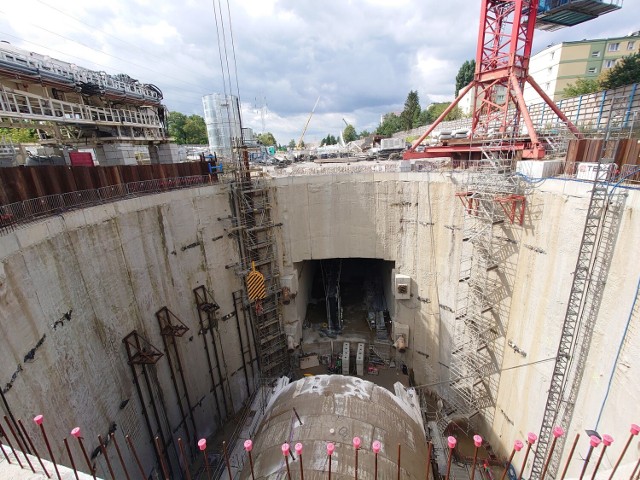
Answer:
top-left (353, 437), bottom-right (361, 480)
top-left (518, 433), bottom-right (537, 480)
top-left (34, 415), bottom-right (61, 480)
top-left (373, 441), bottom-right (380, 480)
top-left (160, 332), bottom-right (191, 447)
top-left (293, 408), bottom-right (303, 426)
top-left (71, 427), bottom-right (96, 479)
top-left (197, 313), bottom-right (222, 422)
top-left (244, 439), bottom-right (255, 480)
top-left (155, 436), bottom-right (170, 480)
top-left (142, 366), bottom-right (172, 475)
top-left (0, 420), bottom-right (24, 469)
top-left (198, 439), bottom-right (211, 480)
top-left (541, 427), bottom-right (564, 480)
top-left (63, 438), bottom-right (80, 480)
top-left (590, 434), bottom-right (613, 480)
top-left (609, 424), bottom-right (639, 480)
top-left (282, 443), bottom-right (292, 480)
top-left (178, 438), bottom-right (192, 480)
top-left (470, 434), bottom-right (482, 480)
top-left (296, 443), bottom-right (304, 480)
top-left (4, 415), bottom-right (36, 473)
top-left (560, 433), bottom-right (580, 480)
top-left (98, 434), bottom-right (116, 480)
top-left (125, 434), bottom-right (147, 480)
top-left (425, 441), bottom-right (432, 480)
top-left (172, 334), bottom-right (198, 446)
top-left (210, 330), bottom-right (231, 416)
top-left (327, 443), bottom-right (334, 480)
top-left (233, 292), bottom-right (251, 399)
top-left (579, 435), bottom-right (601, 480)
top-left (223, 441), bottom-right (233, 479)
top-left (16, 418), bottom-right (44, 475)
top-left (499, 440), bottom-right (523, 480)
top-left (445, 437), bottom-right (455, 480)
top-left (110, 433), bottom-right (130, 480)
top-left (128, 362), bottom-right (162, 472)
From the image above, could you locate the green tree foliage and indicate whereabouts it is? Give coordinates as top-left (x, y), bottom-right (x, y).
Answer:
top-left (600, 52), bottom-right (640, 90)
top-left (358, 129), bottom-right (371, 139)
top-left (320, 134), bottom-right (338, 146)
top-left (257, 132), bottom-right (277, 146)
top-left (376, 113), bottom-right (403, 136)
top-left (288, 139), bottom-right (296, 149)
top-left (562, 78), bottom-right (601, 98)
top-left (421, 102), bottom-right (463, 124)
top-left (400, 90), bottom-right (422, 130)
top-left (0, 128), bottom-right (38, 143)
top-left (455, 60), bottom-right (476, 97)
top-left (343, 124), bottom-right (357, 143)
top-left (167, 112), bottom-right (208, 144)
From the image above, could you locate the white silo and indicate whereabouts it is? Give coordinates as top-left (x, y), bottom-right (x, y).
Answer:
top-left (202, 93), bottom-right (242, 161)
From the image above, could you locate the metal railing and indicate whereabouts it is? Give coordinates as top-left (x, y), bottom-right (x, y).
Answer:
top-left (0, 175), bottom-right (219, 236)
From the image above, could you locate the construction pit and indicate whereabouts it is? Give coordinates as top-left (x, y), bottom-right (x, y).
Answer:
top-left (0, 162), bottom-right (639, 479)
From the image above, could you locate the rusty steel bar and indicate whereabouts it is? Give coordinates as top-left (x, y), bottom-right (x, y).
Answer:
top-left (579, 436), bottom-right (601, 480)
top-left (470, 434), bottom-right (482, 480)
top-left (518, 433), bottom-right (537, 480)
top-left (110, 433), bottom-right (131, 480)
top-left (540, 427), bottom-right (564, 480)
top-left (282, 443), bottom-right (292, 480)
top-left (0, 420), bottom-right (24, 469)
top-left (125, 434), bottom-right (147, 480)
top-left (353, 437), bottom-right (361, 480)
top-left (631, 457), bottom-right (640, 480)
top-left (327, 443), bottom-right (335, 480)
top-left (445, 437), bottom-right (455, 480)
top-left (591, 435), bottom-right (613, 480)
top-left (397, 443), bottom-right (402, 480)
top-left (63, 438), bottom-right (80, 480)
top-left (425, 441), bottom-right (432, 480)
top-left (98, 434), bottom-right (116, 480)
top-left (198, 439), bottom-right (211, 480)
top-left (0, 438), bottom-right (12, 464)
top-left (17, 418), bottom-right (46, 476)
top-left (560, 433), bottom-right (581, 480)
top-left (296, 443), bottom-right (304, 480)
top-left (155, 436), bottom-right (170, 480)
top-left (293, 408), bottom-right (303, 426)
top-left (178, 438), bottom-right (192, 480)
top-left (500, 440), bottom-right (523, 480)
top-left (34, 415), bottom-right (61, 480)
top-left (609, 424), bottom-right (639, 480)
top-left (373, 441), bottom-right (381, 480)
top-left (244, 439), bottom-right (255, 480)
top-left (71, 427), bottom-right (96, 480)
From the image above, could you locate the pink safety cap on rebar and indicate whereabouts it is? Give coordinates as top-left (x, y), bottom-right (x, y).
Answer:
top-left (372, 441), bottom-right (381, 454)
top-left (514, 440), bottom-right (524, 451)
top-left (552, 426), bottom-right (565, 438)
top-left (353, 437), bottom-right (361, 449)
top-left (589, 435), bottom-right (601, 448)
top-left (631, 424), bottom-right (640, 436)
top-left (198, 439), bottom-right (207, 451)
top-left (244, 440), bottom-right (253, 452)
top-left (327, 443), bottom-right (335, 456)
top-left (473, 435), bottom-right (483, 447)
top-left (71, 427), bottom-right (81, 438)
top-left (602, 434), bottom-right (613, 446)
top-left (447, 436), bottom-right (457, 449)
top-left (527, 432), bottom-right (537, 445)
top-left (282, 443), bottom-right (290, 456)
top-left (33, 415), bottom-right (43, 425)
top-left (295, 443), bottom-right (303, 455)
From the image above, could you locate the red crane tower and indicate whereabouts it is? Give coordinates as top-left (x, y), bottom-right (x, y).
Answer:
top-left (403, 0), bottom-right (622, 160)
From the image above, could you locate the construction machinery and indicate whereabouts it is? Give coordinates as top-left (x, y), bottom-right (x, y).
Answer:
top-left (297, 96), bottom-right (320, 149)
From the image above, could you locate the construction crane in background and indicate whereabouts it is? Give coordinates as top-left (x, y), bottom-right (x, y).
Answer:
top-left (403, 0), bottom-right (622, 160)
top-left (297, 96), bottom-right (320, 149)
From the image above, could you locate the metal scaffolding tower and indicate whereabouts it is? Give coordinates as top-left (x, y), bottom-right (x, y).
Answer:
top-left (530, 151), bottom-right (627, 479)
top-left (444, 141), bottom-right (526, 427)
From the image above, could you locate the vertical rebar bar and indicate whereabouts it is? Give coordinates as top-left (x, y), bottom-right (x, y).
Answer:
top-left (71, 427), bottom-right (96, 480)
top-left (296, 443), bottom-right (304, 480)
top-left (425, 441), bottom-right (432, 480)
top-left (372, 441), bottom-right (381, 480)
top-left (155, 435), bottom-right (170, 480)
top-left (327, 443), bottom-right (334, 480)
top-left (445, 437), bottom-right (456, 480)
top-left (282, 443), bottom-right (291, 480)
top-left (397, 443), bottom-right (402, 480)
top-left (560, 433), bottom-right (580, 480)
top-left (500, 440), bottom-right (523, 480)
top-left (590, 434), bottom-right (613, 480)
top-left (34, 415), bottom-right (61, 480)
top-left (470, 434), bottom-right (482, 480)
top-left (0, 421), bottom-right (24, 469)
top-left (17, 418), bottom-right (46, 476)
top-left (63, 438), bottom-right (80, 480)
top-left (353, 437), bottom-right (361, 480)
top-left (98, 434), bottom-right (116, 480)
top-left (517, 433), bottom-right (536, 480)
top-left (0, 438), bottom-right (12, 464)
top-left (198, 439), bottom-right (211, 480)
top-left (178, 438), bottom-right (192, 480)
top-left (579, 436), bottom-right (601, 480)
top-left (541, 427), bottom-right (564, 480)
top-left (125, 434), bottom-right (147, 480)
top-left (609, 424), bottom-right (639, 480)
top-left (110, 433), bottom-right (131, 480)
top-left (244, 439), bottom-right (255, 480)
top-left (631, 457), bottom-right (640, 480)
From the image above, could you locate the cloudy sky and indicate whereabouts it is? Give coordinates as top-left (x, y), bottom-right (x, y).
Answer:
top-left (0, 0), bottom-right (637, 144)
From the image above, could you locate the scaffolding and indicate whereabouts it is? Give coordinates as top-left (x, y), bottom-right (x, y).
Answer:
top-left (443, 140), bottom-right (526, 429)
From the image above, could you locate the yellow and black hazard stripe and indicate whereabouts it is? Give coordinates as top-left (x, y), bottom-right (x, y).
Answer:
top-left (246, 270), bottom-right (266, 301)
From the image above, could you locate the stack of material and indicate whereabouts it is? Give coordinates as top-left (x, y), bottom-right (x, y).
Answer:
top-left (342, 342), bottom-right (350, 375)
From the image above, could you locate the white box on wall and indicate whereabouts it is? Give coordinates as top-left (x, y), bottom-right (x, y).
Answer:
top-left (394, 274), bottom-right (411, 300)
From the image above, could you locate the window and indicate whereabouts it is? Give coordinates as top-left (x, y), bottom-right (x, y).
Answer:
top-left (588, 67), bottom-right (598, 74)
top-left (545, 82), bottom-right (550, 91)
top-left (550, 51), bottom-right (555, 60)
top-left (628, 41), bottom-right (636, 50)
top-left (605, 59), bottom-right (616, 68)
top-left (591, 51), bottom-right (601, 57)
top-left (608, 43), bottom-right (620, 52)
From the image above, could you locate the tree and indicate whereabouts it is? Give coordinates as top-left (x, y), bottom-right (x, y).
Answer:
top-left (288, 139), bottom-right (296, 149)
top-left (562, 78), bottom-right (601, 98)
top-left (421, 102), bottom-right (463, 124)
top-left (358, 129), bottom-right (371, 139)
top-left (455, 60), bottom-right (476, 97)
top-left (376, 113), bottom-right (403, 136)
top-left (343, 124), bottom-right (357, 143)
top-left (0, 128), bottom-right (38, 143)
top-left (167, 111), bottom-right (188, 144)
top-left (400, 90), bottom-right (421, 130)
top-left (600, 52), bottom-right (640, 90)
top-left (183, 115), bottom-right (208, 144)
top-left (257, 132), bottom-right (277, 146)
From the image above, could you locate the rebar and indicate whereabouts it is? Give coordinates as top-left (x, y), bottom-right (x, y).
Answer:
top-left (517, 433), bottom-right (536, 480)
top-left (609, 424), bottom-right (639, 480)
top-left (125, 434), bottom-right (147, 480)
top-left (590, 434), bottom-right (613, 480)
top-left (0, 420), bottom-right (24, 469)
top-left (559, 433), bottom-right (580, 480)
top-left (34, 415), bottom-right (61, 480)
top-left (470, 434), bottom-right (482, 480)
top-left (579, 436), bottom-right (601, 479)
top-left (244, 439), bottom-right (255, 480)
top-left (198, 439), bottom-right (211, 480)
top-left (98, 434), bottom-right (116, 480)
top-left (63, 438), bottom-right (80, 480)
top-left (110, 433), bottom-right (131, 480)
top-left (499, 440), bottom-right (523, 480)
top-left (71, 427), bottom-right (96, 479)
top-left (17, 418), bottom-right (46, 476)
top-left (541, 427), bottom-right (564, 480)
top-left (178, 438), bottom-right (192, 480)
top-left (296, 443), bottom-right (304, 480)
top-left (445, 437), bottom-right (456, 480)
